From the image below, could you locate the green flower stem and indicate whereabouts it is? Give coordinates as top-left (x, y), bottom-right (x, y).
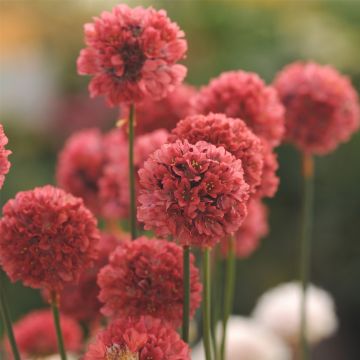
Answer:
top-left (0, 272), bottom-right (21, 360)
top-left (220, 235), bottom-right (235, 360)
top-left (50, 291), bottom-right (67, 360)
top-left (299, 154), bottom-right (314, 360)
top-left (202, 248), bottom-right (213, 360)
top-left (182, 245), bottom-right (190, 343)
top-left (128, 103), bottom-right (137, 240)
top-left (211, 245), bottom-right (221, 359)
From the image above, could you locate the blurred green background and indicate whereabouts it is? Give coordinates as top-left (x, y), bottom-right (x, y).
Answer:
top-left (0, 1), bottom-right (359, 359)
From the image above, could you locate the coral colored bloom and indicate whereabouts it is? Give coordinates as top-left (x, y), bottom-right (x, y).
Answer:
top-left (98, 237), bottom-right (202, 327)
top-left (137, 140), bottom-right (250, 247)
top-left (274, 62), bottom-right (360, 155)
top-left (83, 316), bottom-right (190, 360)
top-left (77, 5), bottom-right (187, 106)
top-left (169, 113), bottom-right (263, 194)
top-left (0, 124), bottom-right (11, 189)
top-left (193, 71), bottom-right (285, 148)
top-left (222, 199), bottom-right (268, 258)
top-left (0, 185), bottom-right (99, 291)
top-left (122, 84), bottom-right (196, 135)
top-left (8, 309), bottom-right (82, 358)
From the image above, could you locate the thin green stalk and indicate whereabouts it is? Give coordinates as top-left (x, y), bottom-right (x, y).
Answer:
top-left (182, 245), bottom-right (191, 343)
top-left (220, 236), bottom-right (236, 360)
top-left (202, 248), bottom-right (212, 360)
top-left (50, 292), bottom-right (67, 360)
top-left (0, 272), bottom-right (21, 360)
top-left (299, 154), bottom-right (314, 360)
top-left (128, 103), bottom-right (137, 240)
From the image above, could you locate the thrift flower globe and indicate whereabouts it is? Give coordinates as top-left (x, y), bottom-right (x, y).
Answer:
top-left (252, 281), bottom-right (338, 345)
top-left (137, 140), bottom-right (250, 247)
top-left (169, 113), bottom-right (263, 194)
top-left (0, 124), bottom-right (11, 189)
top-left (98, 236), bottom-right (202, 327)
top-left (77, 4), bottom-right (187, 105)
top-left (274, 61), bottom-right (360, 155)
top-left (0, 185), bottom-right (100, 291)
top-left (83, 316), bottom-right (190, 360)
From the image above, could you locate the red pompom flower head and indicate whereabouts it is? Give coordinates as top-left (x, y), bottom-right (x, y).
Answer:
top-left (98, 236), bottom-right (202, 327)
top-left (169, 113), bottom-right (264, 194)
top-left (0, 124), bottom-right (11, 189)
top-left (273, 61), bottom-right (360, 155)
top-left (137, 140), bottom-right (250, 248)
top-left (0, 185), bottom-right (100, 292)
top-left (77, 4), bottom-right (187, 105)
top-left (83, 316), bottom-right (190, 360)
top-left (7, 309), bottom-right (83, 358)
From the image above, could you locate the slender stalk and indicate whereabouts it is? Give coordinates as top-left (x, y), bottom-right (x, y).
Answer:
top-left (0, 272), bottom-right (21, 360)
top-left (220, 236), bottom-right (236, 360)
top-left (299, 154), bottom-right (314, 360)
top-left (50, 291), bottom-right (67, 360)
top-left (182, 245), bottom-right (190, 343)
top-left (202, 248), bottom-right (212, 360)
top-left (128, 103), bottom-right (137, 240)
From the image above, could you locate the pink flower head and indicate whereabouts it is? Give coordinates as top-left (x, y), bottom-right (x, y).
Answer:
top-left (98, 236), bottom-right (202, 327)
top-left (46, 232), bottom-right (128, 323)
top-left (222, 199), bottom-right (269, 258)
top-left (169, 113), bottom-right (263, 194)
top-left (0, 124), bottom-right (11, 189)
top-left (122, 84), bottom-right (196, 135)
top-left (0, 185), bottom-right (100, 291)
top-left (137, 140), bottom-right (250, 247)
top-left (193, 70), bottom-right (285, 148)
top-left (57, 128), bottom-right (106, 215)
top-left (8, 309), bottom-right (82, 358)
top-left (273, 61), bottom-right (360, 155)
top-left (77, 4), bottom-right (187, 106)
top-left (83, 316), bottom-right (190, 360)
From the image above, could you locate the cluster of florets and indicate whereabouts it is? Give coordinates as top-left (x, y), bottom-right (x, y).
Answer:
top-left (98, 237), bottom-right (202, 327)
top-left (0, 185), bottom-right (100, 291)
top-left (138, 140), bottom-right (250, 247)
top-left (77, 4), bottom-right (187, 105)
top-left (274, 61), bottom-right (360, 155)
top-left (0, 124), bottom-right (11, 189)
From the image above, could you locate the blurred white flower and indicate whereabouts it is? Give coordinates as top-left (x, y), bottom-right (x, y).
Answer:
top-left (28, 354), bottom-right (77, 360)
top-left (191, 316), bottom-right (291, 360)
top-left (252, 281), bottom-right (338, 345)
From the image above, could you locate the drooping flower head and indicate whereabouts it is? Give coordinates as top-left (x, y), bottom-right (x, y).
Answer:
top-left (98, 237), bottom-right (202, 327)
top-left (121, 84), bottom-right (196, 135)
top-left (273, 61), bottom-right (360, 155)
top-left (138, 140), bottom-right (250, 247)
top-left (193, 71), bottom-right (285, 148)
top-left (169, 113), bottom-right (263, 194)
top-left (0, 124), bottom-right (11, 189)
top-left (77, 4), bottom-right (187, 106)
top-left (252, 282), bottom-right (338, 345)
top-left (6, 309), bottom-right (82, 358)
top-left (0, 185), bottom-right (100, 291)
top-left (83, 316), bottom-right (190, 360)
top-left (221, 199), bottom-right (268, 258)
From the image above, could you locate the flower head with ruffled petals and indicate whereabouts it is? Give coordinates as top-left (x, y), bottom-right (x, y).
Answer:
top-left (0, 124), bottom-right (11, 189)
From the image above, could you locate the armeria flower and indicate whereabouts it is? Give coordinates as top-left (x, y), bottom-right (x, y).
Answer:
top-left (98, 237), bottom-right (202, 327)
top-left (7, 309), bottom-right (82, 358)
top-left (252, 282), bottom-right (338, 345)
top-left (193, 70), bottom-right (285, 148)
top-left (0, 185), bottom-right (100, 291)
top-left (137, 140), bottom-right (250, 247)
top-left (0, 124), bottom-right (11, 189)
top-left (44, 232), bottom-right (127, 323)
top-left (121, 84), bottom-right (196, 135)
top-left (221, 199), bottom-right (268, 258)
top-left (77, 4), bottom-right (187, 106)
top-left (83, 316), bottom-right (190, 360)
top-left (57, 128), bottom-right (106, 216)
top-left (169, 113), bottom-right (263, 194)
top-left (273, 61), bottom-right (360, 155)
